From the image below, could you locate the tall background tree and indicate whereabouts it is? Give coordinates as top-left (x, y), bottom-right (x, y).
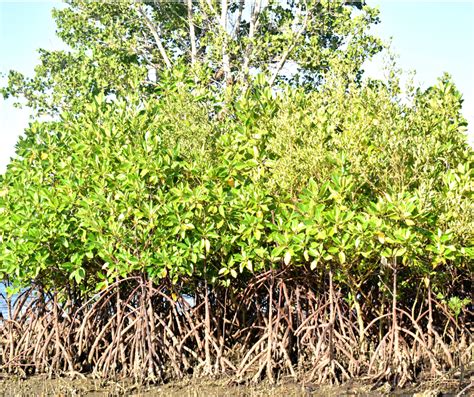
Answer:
top-left (2, 0), bottom-right (382, 115)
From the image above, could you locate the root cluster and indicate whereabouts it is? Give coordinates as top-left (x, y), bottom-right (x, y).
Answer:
top-left (0, 269), bottom-right (472, 387)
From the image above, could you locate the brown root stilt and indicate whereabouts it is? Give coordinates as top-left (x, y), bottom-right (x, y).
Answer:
top-left (0, 268), bottom-right (470, 387)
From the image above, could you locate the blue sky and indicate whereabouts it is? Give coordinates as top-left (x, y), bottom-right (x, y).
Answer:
top-left (365, 1), bottom-right (474, 139)
top-left (1, 1), bottom-right (473, 173)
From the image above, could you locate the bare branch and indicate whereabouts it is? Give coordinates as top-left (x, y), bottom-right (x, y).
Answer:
top-left (242, 0), bottom-right (262, 80)
top-left (268, 5), bottom-right (312, 86)
top-left (187, 0), bottom-right (197, 66)
top-left (136, 4), bottom-right (172, 70)
top-left (232, 0), bottom-right (244, 38)
top-left (205, 0), bottom-right (216, 14)
top-left (221, 0), bottom-right (231, 84)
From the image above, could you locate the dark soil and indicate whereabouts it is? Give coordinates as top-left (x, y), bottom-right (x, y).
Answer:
top-left (0, 375), bottom-right (470, 397)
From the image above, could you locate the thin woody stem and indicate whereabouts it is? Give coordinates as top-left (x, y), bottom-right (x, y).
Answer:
top-left (137, 4), bottom-right (172, 70)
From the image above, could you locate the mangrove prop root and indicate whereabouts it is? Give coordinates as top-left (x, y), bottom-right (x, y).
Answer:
top-left (0, 269), bottom-right (471, 387)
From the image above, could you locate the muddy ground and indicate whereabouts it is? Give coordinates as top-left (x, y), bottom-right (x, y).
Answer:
top-left (0, 375), bottom-right (471, 397)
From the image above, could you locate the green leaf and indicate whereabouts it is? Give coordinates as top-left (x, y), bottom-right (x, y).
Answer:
top-left (338, 251), bottom-right (346, 264)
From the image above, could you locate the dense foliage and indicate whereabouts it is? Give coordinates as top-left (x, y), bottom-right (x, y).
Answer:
top-left (1, 67), bottom-right (472, 294)
top-left (0, 0), bottom-right (472, 387)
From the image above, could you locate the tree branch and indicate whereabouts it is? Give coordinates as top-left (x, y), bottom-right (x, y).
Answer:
top-left (187, 0), bottom-right (197, 66)
top-left (232, 0), bottom-right (244, 38)
top-left (137, 4), bottom-right (172, 70)
top-left (268, 5), bottom-right (311, 87)
top-left (242, 0), bottom-right (262, 81)
top-left (221, 0), bottom-right (231, 84)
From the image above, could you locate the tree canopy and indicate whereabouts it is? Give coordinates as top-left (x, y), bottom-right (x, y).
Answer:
top-left (2, 0), bottom-right (382, 115)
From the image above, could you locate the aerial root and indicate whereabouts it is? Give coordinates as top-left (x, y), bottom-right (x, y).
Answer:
top-left (0, 270), bottom-right (471, 387)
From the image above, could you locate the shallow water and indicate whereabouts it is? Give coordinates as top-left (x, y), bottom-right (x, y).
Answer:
top-left (0, 283), bottom-right (31, 319)
top-left (0, 283), bottom-right (7, 316)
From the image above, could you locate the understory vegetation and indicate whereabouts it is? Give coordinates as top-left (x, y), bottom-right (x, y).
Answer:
top-left (0, 0), bottom-right (472, 388)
